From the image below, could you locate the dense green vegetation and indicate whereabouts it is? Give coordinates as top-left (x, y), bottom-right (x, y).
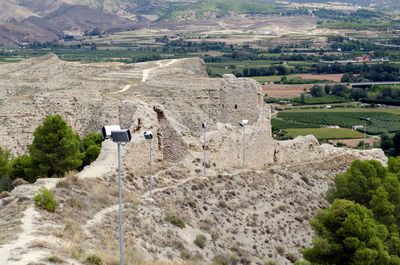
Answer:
top-left (381, 132), bottom-right (400, 157)
top-left (302, 158), bottom-right (400, 265)
top-left (0, 115), bottom-right (103, 192)
top-left (277, 109), bottom-right (400, 134)
top-left (271, 119), bottom-right (321, 131)
top-left (29, 115), bottom-right (83, 179)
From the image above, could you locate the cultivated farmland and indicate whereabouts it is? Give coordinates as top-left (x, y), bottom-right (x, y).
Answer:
top-left (277, 109), bottom-right (400, 134)
top-left (285, 128), bottom-right (364, 140)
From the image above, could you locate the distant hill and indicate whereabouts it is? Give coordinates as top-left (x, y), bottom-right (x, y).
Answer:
top-left (0, 0), bottom-right (398, 46)
top-left (0, 2), bottom-right (138, 46)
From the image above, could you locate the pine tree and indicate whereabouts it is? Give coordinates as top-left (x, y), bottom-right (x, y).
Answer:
top-left (303, 199), bottom-right (390, 265)
top-left (29, 115), bottom-right (83, 178)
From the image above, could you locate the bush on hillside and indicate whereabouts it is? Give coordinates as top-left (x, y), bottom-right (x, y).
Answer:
top-left (33, 186), bottom-right (57, 212)
top-left (194, 234), bottom-right (207, 248)
top-left (165, 215), bottom-right (185, 228)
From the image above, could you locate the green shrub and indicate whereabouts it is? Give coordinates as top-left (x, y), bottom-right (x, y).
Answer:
top-left (80, 133), bottom-right (103, 169)
top-left (47, 256), bottom-right (64, 263)
top-left (276, 246), bottom-right (285, 256)
top-left (180, 250), bottom-right (191, 260)
top-left (286, 253), bottom-right (298, 263)
top-left (188, 200), bottom-right (197, 208)
top-left (85, 255), bottom-right (102, 265)
top-left (213, 255), bottom-right (229, 265)
top-left (66, 198), bottom-right (86, 211)
top-left (218, 200), bottom-right (228, 208)
top-left (211, 232), bottom-right (219, 242)
top-left (8, 155), bottom-right (33, 182)
top-left (165, 215), bottom-right (185, 228)
top-left (0, 176), bottom-right (13, 192)
top-left (33, 186), bottom-right (57, 212)
top-left (264, 260), bottom-right (277, 265)
top-left (230, 246), bottom-right (244, 257)
top-left (194, 234), bottom-right (207, 248)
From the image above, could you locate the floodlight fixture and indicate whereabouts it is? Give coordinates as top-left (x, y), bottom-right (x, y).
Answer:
top-left (101, 125), bottom-right (131, 265)
top-left (111, 129), bottom-right (131, 143)
top-left (239, 120), bottom-right (249, 127)
top-left (144, 131), bottom-right (153, 140)
top-left (101, 125), bottom-right (121, 139)
top-left (201, 122), bottom-right (207, 129)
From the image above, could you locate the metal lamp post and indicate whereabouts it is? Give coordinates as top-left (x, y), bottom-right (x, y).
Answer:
top-left (144, 131), bottom-right (153, 197)
top-left (202, 122), bottom-right (207, 178)
top-left (239, 120), bottom-right (248, 168)
top-left (101, 125), bottom-right (132, 265)
top-left (360, 117), bottom-right (371, 150)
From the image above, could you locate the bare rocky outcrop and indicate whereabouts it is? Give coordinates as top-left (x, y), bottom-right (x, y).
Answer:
top-left (0, 55), bottom-right (387, 265)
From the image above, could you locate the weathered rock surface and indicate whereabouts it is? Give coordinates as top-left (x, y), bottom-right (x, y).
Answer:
top-left (0, 55), bottom-right (388, 265)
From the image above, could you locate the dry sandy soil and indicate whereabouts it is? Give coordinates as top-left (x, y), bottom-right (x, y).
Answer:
top-left (263, 84), bottom-right (312, 98)
top-left (296, 74), bottom-right (343, 83)
top-left (329, 137), bottom-right (380, 147)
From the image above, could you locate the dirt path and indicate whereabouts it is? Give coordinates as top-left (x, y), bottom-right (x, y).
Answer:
top-left (0, 180), bottom-right (58, 264)
top-left (83, 204), bottom-right (119, 237)
top-left (141, 59), bottom-right (178, 83)
top-left (112, 84), bottom-right (131, 94)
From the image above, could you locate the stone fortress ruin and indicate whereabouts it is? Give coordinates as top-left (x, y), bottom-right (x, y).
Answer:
top-left (0, 54), bottom-right (385, 172)
top-left (0, 54), bottom-right (388, 265)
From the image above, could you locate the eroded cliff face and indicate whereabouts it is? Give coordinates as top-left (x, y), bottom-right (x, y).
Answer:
top-left (0, 55), bottom-right (388, 265)
top-left (0, 54), bottom-right (385, 169)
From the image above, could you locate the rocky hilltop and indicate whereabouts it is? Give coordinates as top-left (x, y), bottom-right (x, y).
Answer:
top-left (0, 55), bottom-right (387, 265)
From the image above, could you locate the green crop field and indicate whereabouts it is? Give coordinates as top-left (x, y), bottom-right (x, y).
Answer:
top-left (251, 75), bottom-right (299, 83)
top-left (271, 119), bottom-right (321, 130)
top-left (285, 128), bottom-right (365, 140)
top-left (277, 109), bottom-right (400, 134)
top-left (292, 96), bottom-right (351, 104)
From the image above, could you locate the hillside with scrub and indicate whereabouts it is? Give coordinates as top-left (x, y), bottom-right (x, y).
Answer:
top-left (0, 55), bottom-right (391, 264)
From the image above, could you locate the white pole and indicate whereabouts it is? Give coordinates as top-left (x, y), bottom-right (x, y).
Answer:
top-left (204, 127), bottom-right (206, 178)
top-left (149, 140), bottom-right (152, 197)
top-left (117, 143), bottom-right (124, 265)
top-left (243, 125), bottom-right (245, 169)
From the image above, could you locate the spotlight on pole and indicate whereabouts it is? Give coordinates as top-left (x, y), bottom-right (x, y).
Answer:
top-left (201, 122), bottom-right (207, 178)
top-left (239, 120), bottom-right (248, 168)
top-left (144, 131), bottom-right (153, 197)
top-left (101, 125), bottom-right (131, 265)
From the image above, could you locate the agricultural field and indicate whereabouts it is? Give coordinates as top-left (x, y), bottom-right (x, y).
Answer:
top-left (271, 119), bottom-right (321, 130)
top-left (285, 128), bottom-right (364, 140)
top-left (276, 108), bottom-right (400, 134)
top-left (252, 73), bottom-right (343, 83)
top-left (293, 96), bottom-right (351, 104)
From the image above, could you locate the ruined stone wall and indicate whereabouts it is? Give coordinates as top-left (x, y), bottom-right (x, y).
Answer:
top-left (0, 55), bottom-right (387, 171)
top-left (218, 74), bottom-right (263, 126)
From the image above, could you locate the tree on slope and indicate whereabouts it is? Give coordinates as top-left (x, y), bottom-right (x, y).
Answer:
top-left (0, 146), bottom-right (12, 192)
top-left (394, 132), bottom-right (400, 157)
top-left (327, 160), bottom-right (387, 206)
top-left (0, 146), bottom-right (10, 178)
top-left (29, 115), bottom-right (83, 178)
top-left (302, 199), bottom-right (391, 265)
